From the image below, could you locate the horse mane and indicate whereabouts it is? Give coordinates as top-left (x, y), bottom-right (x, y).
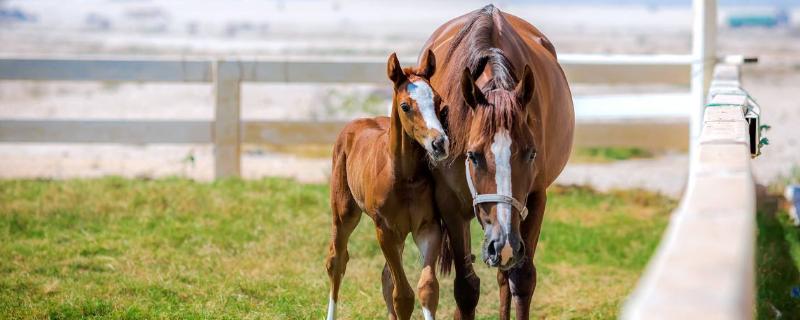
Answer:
top-left (445, 4), bottom-right (517, 91)
top-left (439, 4), bottom-right (521, 165)
top-left (477, 90), bottom-right (523, 138)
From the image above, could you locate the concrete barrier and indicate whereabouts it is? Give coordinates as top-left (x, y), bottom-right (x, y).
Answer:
top-left (622, 63), bottom-right (756, 319)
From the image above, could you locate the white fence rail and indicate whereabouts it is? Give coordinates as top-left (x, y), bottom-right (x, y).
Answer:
top-left (622, 63), bottom-right (756, 319)
top-left (0, 54), bottom-right (693, 84)
top-left (0, 55), bottom-right (695, 178)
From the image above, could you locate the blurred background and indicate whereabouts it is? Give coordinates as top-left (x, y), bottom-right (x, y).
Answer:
top-left (2, 1), bottom-right (800, 318)
top-left (0, 0), bottom-right (798, 196)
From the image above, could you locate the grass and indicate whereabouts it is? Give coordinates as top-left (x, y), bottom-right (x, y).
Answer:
top-left (758, 164), bottom-right (800, 319)
top-left (0, 178), bottom-right (675, 319)
top-left (569, 147), bottom-right (653, 163)
top-left (253, 144), bottom-right (656, 164)
top-left (757, 208), bottom-right (800, 319)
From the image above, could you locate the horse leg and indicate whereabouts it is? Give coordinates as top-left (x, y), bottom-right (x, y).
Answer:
top-left (325, 171), bottom-right (361, 320)
top-left (381, 262), bottom-right (397, 318)
top-left (376, 222), bottom-right (415, 320)
top-left (509, 191), bottom-right (546, 319)
top-left (446, 217), bottom-right (480, 320)
top-left (412, 217), bottom-right (442, 320)
top-left (497, 269), bottom-right (511, 320)
top-left (380, 241), bottom-right (407, 319)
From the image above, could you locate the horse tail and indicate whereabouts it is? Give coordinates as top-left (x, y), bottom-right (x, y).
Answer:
top-left (438, 218), bottom-right (453, 276)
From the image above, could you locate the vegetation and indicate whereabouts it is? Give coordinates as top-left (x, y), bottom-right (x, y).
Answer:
top-left (255, 144), bottom-right (656, 164)
top-left (758, 166), bottom-right (800, 318)
top-left (757, 208), bottom-right (800, 319)
top-left (0, 178), bottom-right (675, 319)
top-left (569, 147), bottom-right (653, 163)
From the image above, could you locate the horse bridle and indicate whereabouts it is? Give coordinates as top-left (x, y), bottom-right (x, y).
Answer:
top-left (464, 159), bottom-right (529, 221)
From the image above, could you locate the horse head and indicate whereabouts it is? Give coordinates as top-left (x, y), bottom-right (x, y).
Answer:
top-left (460, 64), bottom-right (537, 270)
top-left (387, 50), bottom-right (449, 162)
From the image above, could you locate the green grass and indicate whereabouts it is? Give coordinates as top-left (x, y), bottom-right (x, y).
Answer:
top-left (0, 178), bottom-right (675, 319)
top-left (247, 144), bottom-right (656, 163)
top-left (757, 207), bottom-right (800, 319)
top-left (570, 147), bottom-right (653, 163)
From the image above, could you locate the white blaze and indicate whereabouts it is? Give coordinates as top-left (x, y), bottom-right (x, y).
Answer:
top-left (407, 81), bottom-right (444, 133)
top-left (491, 129), bottom-right (514, 265)
top-left (491, 129), bottom-right (513, 234)
top-left (408, 80), bottom-right (448, 157)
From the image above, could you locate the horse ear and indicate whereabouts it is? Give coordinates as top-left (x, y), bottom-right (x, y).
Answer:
top-left (418, 49), bottom-right (436, 79)
top-left (515, 65), bottom-right (535, 106)
top-left (460, 68), bottom-right (484, 110)
top-left (387, 52), bottom-right (406, 86)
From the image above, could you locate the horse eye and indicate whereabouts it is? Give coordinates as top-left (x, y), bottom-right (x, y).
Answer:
top-left (400, 102), bottom-right (411, 113)
top-left (528, 150), bottom-right (537, 162)
top-left (467, 151), bottom-right (480, 166)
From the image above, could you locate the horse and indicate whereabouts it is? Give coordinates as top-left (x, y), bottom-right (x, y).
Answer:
top-left (325, 50), bottom-right (450, 320)
top-left (419, 5), bottom-right (574, 319)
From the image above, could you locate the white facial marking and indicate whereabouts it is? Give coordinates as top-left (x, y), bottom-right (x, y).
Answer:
top-left (491, 129), bottom-right (513, 236)
top-left (407, 81), bottom-right (444, 133)
top-left (422, 307), bottom-right (434, 320)
top-left (326, 291), bottom-right (336, 320)
top-left (408, 80), bottom-right (448, 158)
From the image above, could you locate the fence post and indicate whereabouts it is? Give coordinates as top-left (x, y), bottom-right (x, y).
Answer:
top-left (213, 60), bottom-right (241, 179)
top-left (690, 0), bottom-right (717, 158)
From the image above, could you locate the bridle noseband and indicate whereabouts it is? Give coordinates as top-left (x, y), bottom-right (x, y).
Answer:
top-left (464, 159), bottom-right (529, 221)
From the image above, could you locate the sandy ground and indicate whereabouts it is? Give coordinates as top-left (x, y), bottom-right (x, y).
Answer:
top-left (1, 1), bottom-right (798, 198)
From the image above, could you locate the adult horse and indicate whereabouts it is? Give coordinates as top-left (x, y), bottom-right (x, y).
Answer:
top-left (420, 5), bottom-right (574, 319)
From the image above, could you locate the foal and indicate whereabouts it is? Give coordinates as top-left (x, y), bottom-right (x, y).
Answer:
top-left (326, 50), bottom-right (448, 320)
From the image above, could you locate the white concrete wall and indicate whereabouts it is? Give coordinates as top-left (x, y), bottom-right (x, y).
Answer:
top-left (622, 64), bottom-right (756, 320)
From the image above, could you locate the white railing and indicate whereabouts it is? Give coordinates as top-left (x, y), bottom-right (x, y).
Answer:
top-left (0, 54), bottom-right (695, 178)
top-left (622, 63), bottom-right (757, 319)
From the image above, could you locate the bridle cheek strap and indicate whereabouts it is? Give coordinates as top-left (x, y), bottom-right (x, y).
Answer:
top-left (464, 159), bottom-right (529, 221)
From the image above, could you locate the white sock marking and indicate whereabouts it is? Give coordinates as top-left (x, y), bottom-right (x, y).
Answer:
top-left (326, 291), bottom-right (336, 320)
top-left (422, 306), bottom-right (434, 320)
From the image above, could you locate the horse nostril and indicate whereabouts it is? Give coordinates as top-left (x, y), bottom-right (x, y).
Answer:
top-left (487, 240), bottom-right (497, 257)
top-left (432, 137), bottom-right (445, 153)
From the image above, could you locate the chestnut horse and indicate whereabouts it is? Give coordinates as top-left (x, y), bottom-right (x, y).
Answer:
top-left (419, 5), bottom-right (574, 319)
top-left (325, 50), bottom-right (449, 320)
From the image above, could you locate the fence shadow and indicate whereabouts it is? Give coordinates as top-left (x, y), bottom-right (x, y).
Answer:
top-left (756, 192), bottom-right (800, 319)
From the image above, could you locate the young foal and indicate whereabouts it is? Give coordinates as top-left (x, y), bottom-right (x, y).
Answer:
top-left (325, 50), bottom-right (448, 320)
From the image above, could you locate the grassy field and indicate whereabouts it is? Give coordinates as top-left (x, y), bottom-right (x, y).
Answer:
top-left (756, 203), bottom-right (800, 318)
top-left (0, 178), bottom-right (675, 319)
top-left (253, 144), bottom-right (656, 164)
top-left (568, 147), bottom-right (653, 163)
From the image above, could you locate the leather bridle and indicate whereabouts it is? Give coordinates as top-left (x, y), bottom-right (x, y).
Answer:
top-left (464, 159), bottom-right (529, 221)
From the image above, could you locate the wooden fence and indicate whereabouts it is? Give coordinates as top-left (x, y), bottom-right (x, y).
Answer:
top-left (622, 63), bottom-right (758, 319)
top-left (0, 54), bottom-right (694, 178)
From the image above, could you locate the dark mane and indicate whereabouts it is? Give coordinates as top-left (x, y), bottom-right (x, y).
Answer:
top-left (477, 90), bottom-right (523, 138)
top-left (440, 4), bottom-right (522, 162)
top-left (445, 4), bottom-right (517, 91)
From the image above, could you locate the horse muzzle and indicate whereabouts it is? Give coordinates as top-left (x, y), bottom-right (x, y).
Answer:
top-left (482, 232), bottom-right (525, 270)
top-left (429, 135), bottom-right (449, 161)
